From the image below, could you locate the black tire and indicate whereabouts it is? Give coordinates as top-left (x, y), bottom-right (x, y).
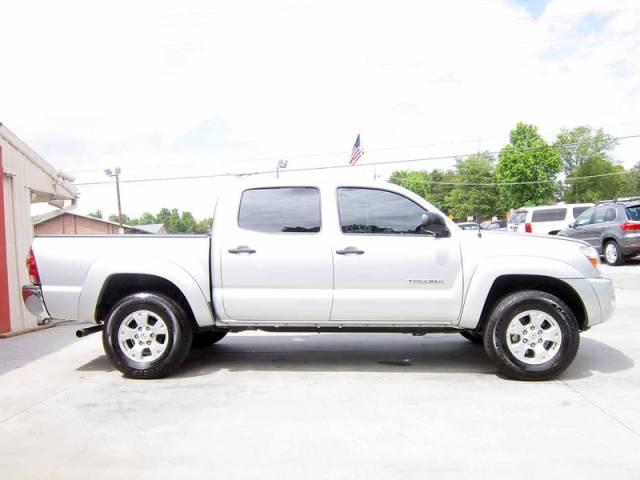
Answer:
top-left (460, 331), bottom-right (483, 344)
top-left (192, 330), bottom-right (228, 349)
top-left (103, 292), bottom-right (193, 379)
top-left (603, 240), bottom-right (624, 266)
top-left (483, 290), bottom-right (580, 381)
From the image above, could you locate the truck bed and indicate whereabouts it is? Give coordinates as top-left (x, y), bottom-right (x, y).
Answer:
top-left (33, 234), bottom-right (211, 322)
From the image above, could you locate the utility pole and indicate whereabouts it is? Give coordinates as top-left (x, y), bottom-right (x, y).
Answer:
top-left (105, 168), bottom-right (123, 231)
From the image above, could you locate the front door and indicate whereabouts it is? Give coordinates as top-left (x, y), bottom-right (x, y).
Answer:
top-left (220, 186), bottom-right (333, 322)
top-left (330, 187), bottom-right (463, 324)
top-left (569, 206), bottom-right (594, 243)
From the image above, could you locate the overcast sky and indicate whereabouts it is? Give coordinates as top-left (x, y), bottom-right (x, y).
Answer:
top-left (2, 0), bottom-right (640, 219)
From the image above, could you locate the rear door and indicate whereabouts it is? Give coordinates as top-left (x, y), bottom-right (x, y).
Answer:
top-left (219, 186), bottom-right (333, 322)
top-left (330, 187), bottom-right (463, 324)
top-left (580, 206), bottom-right (614, 249)
top-left (508, 210), bottom-right (527, 232)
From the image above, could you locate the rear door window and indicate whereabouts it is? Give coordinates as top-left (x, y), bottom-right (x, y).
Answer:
top-left (508, 211), bottom-right (527, 224)
top-left (531, 208), bottom-right (567, 223)
top-left (239, 187), bottom-right (321, 233)
top-left (626, 206), bottom-right (640, 221)
top-left (594, 207), bottom-right (608, 224)
top-left (604, 208), bottom-right (617, 222)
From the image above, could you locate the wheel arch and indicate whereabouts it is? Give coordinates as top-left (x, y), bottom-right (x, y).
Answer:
top-left (95, 274), bottom-right (200, 329)
top-left (460, 274), bottom-right (587, 332)
top-left (77, 257), bottom-right (214, 327)
top-left (602, 236), bottom-right (619, 248)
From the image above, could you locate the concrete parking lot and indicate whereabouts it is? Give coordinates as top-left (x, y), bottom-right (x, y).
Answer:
top-left (1, 262), bottom-right (639, 479)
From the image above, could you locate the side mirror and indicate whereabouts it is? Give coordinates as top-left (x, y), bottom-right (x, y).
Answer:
top-left (568, 222), bottom-right (575, 229)
top-left (421, 213), bottom-right (449, 237)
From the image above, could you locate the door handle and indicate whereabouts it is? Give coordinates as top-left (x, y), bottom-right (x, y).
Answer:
top-left (228, 245), bottom-right (256, 254)
top-left (336, 246), bottom-right (365, 255)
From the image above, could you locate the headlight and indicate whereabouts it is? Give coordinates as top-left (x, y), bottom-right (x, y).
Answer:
top-left (580, 245), bottom-right (601, 270)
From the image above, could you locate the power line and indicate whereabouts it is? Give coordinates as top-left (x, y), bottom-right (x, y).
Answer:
top-left (73, 134), bottom-right (640, 186)
top-left (63, 123), bottom-right (640, 174)
top-left (62, 135), bottom-right (507, 173)
top-left (395, 169), bottom-right (637, 188)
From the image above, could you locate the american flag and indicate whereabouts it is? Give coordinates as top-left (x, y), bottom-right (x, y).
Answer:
top-left (350, 134), bottom-right (364, 165)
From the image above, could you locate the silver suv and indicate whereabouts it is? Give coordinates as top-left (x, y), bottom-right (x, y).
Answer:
top-left (558, 198), bottom-right (640, 265)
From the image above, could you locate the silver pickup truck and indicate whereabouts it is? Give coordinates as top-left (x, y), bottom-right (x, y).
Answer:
top-left (22, 180), bottom-right (615, 380)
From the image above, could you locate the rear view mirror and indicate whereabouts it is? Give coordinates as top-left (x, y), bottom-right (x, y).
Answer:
top-left (421, 213), bottom-right (449, 237)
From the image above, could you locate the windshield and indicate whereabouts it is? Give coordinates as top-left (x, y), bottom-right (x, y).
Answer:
top-left (508, 211), bottom-right (527, 224)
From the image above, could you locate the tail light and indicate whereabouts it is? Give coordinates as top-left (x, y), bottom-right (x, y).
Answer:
top-left (621, 222), bottom-right (640, 232)
top-left (525, 223), bottom-right (532, 233)
top-left (26, 248), bottom-right (41, 284)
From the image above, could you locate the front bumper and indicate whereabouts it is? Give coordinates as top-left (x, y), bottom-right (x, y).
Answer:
top-left (22, 284), bottom-right (50, 320)
top-left (588, 277), bottom-right (615, 326)
top-left (563, 277), bottom-right (615, 328)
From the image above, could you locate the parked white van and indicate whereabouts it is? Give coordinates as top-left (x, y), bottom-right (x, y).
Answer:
top-left (508, 203), bottom-right (594, 235)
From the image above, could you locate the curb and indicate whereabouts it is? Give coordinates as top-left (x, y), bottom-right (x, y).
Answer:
top-left (0, 322), bottom-right (56, 339)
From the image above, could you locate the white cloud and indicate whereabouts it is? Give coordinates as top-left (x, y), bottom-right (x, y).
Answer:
top-left (1, 0), bottom-right (639, 218)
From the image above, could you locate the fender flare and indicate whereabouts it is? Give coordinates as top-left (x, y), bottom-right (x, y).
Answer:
top-left (458, 256), bottom-right (585, 329)
top-left (77, 256), bottom-right (214, 327)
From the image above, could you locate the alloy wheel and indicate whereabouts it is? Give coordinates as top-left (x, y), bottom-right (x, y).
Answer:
top-left (505, 310), bottom-right (563, 365)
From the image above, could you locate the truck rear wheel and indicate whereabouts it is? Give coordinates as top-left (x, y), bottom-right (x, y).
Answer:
top-left (103, 292), bottom-right (193, 379)
top-left (460, 331), bottom-right (483, 344)
top-left (483, 290), bottom-right (579, 381)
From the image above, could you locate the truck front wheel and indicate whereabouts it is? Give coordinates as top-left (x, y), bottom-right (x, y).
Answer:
top-left (483, 290), bottom-right (580, 381)
top-left (103, 292), bottom-right (193, 379)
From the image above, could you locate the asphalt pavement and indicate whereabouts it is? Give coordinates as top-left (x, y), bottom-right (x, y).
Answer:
top-left (0, 263), bottom-right (639, 479)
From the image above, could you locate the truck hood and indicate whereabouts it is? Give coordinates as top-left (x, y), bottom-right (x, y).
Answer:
top-left (456, 230), bottom-right (597, 278)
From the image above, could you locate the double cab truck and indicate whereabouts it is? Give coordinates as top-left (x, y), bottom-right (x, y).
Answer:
top-left (22, 180), bottom-right (615, 380)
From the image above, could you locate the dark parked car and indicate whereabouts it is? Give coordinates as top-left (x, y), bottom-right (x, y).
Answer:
top-left (456, 222), bottom-right (480, 231)
top-left (558, 198), bottom-right (640, 265)
top-left (480, 219), bottom-right (507, 231)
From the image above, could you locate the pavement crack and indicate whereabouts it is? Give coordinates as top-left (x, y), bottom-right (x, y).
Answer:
top-left (559, 379), bottom-right (640, 439)
top-left (0, 384), bottom-right (80, 424)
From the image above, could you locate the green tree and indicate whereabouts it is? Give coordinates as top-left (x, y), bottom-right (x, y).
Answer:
top-left (138, 212), bottom-right (156, 225)
top-left (179, 211), bottom-right (197, 233)
top-left (87, 209), bottom-right (103, 219)
top-left (108, 213), bottom-right (133, 225)
top-left (620, 161), bottom-right (640, 197)
top-left (195, 218), bottom-right (213, 234)
top-left (389, 168), bottom-right (457, 213)
top-left (496, 122), bottom-right (561, 210)
top-left (444, 153), bottom-right (498, 221)
top-left (155, 208), bottom-right (172, 228)
top-left (165, 209), bottom-right (182, 233)
top-left (555, 126), bottom-right (617, 176)
top-left (565, 156), bottom-right (625, 203)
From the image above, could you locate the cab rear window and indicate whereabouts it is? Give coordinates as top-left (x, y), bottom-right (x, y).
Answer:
top-left (531, 208), bottom-right (566, 222)
top-left (626, 206), bottom-right (640, 221)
